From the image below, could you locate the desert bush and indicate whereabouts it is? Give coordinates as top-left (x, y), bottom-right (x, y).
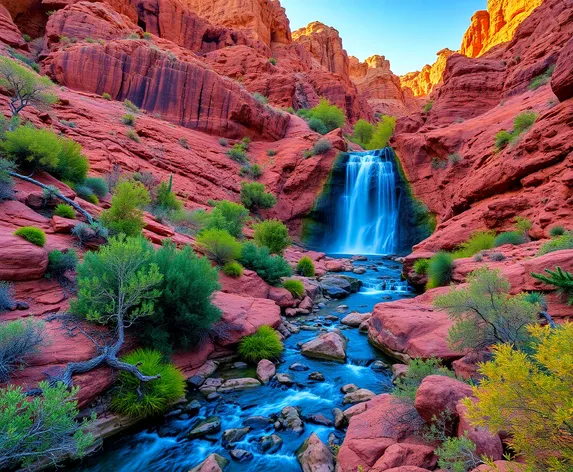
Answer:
top-left (269, 57), bottom-right (277, 66)
top-left (240, 182), bottom-right (277, 212)
top-left (513, 112), bottom-right (537, 134)
top-left (227, 145), bottom-right (249, 164)
top-left (0, 319), bottom-right (44, 382)
top-left (238, 325), bottom-right (283, 363)
top-left (83, 177), bottom-right (109, 198)
top-left (431, 157), bottom-right (448, 170)
top-left (524, 291), bottom-right (546, 309)
top-left (452, 231), bottom-right (495, 259)
top-left (532, 266), bottom-right (573, 306)
top-left (100, 180), bottom-right (150, 236)
top-left (308, 117), bottom-right (328, 135)
top-left (253, 92), bottom-right (268, 105)
top-left (102, 92), bottom-right (111, 100)
top-left (493, 231), bottom-right (526, 247)
top-left (393, 358), bottom-right (454, 402)
top-left (448, 153), bottom-right (462, 165)
top-left (489, 252), bottom-right (505, 261)
top-left (549, 226), bottom-right (566, 237)
top-left (352, 119), bottom-right (374, 147)
top-left (126, 129), bottom-right (139, 142)
top-left (0, 381), bottom-right (95, 470)
top-left (53, 137), bottom-right (89, 184)
top-left (196, 228), bottom-right (242, 266)
top-left (464, 323), bottom-right (573, 471)
top-left (1, 126), bottom-right (61, 171)
top-left (308, 98), bottom-right (345, 133)
top-left (111, 349), bottom-right (185, 418)
top-left (515, 216), bottom-right (532, 236)
top-left (529, 64), bottom-right (555, 91)
top-left (423, 101), bottom-right (434, 113)
top-left (494, 130), bottom-right (513, 151)
top-left (124, 99), bottom-right (139, 113)
top-left (122, 113), bottom-right (136, 126)
top-left (435, 436), bottom-right (480, 472)
top-left (219, 138), bottom-right (228, 147)
top-left (283, 279), bottom-right (305, 298)
top-left (426, 252), bottom-right (454, 289)
top-left (53, 203), bottom-right (75, 219)
top-left (71, 221), bottom-right (109, 245)
top-left (222, 261), bottom-right (244, 278)
top-left (312, 139), bottom-right (332, 155)
top-left (366, 116), bottom-right (396, 150)
top-left (267, 149), bottom-right (277, 157)
top-left (537, 232), bottom-right (573, 255)
top-left (296, 256), bottom-right (315, 277)
top-left (14, 226), bottom-right (46, 246)
top-left (178, 137), bottom-right (189, 149)
top-left (434, 267), bottom-right (538, 351)
top-left (45, 249), bottom-right (78, 279)
top-left (413, 258), bottom-right (430, 275)
top-left (253, 219), bottom-right (291, 254)
top-left (0, 282), bottom-right (14, 313)
top-left (240, 164), bottom-right (262, 179)
top-left (153, 176), bottom-right (182, 213)
top-left (75, 184), bottom-right (95, 203)
top-left (0, 157), bottom-right (15, 201)
top-left (239, 242), bottom-right (292, 286)
top-left (303, 149), bottom-right (313, 159)
top-left (204, 200), bottom-right (249, 238)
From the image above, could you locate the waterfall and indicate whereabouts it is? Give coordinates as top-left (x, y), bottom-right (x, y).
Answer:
top-left (331, 148), bottom-right (399, 255)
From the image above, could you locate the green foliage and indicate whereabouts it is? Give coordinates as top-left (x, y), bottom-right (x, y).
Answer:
top-left (448, 153), bottom-right (462, 165)
top-left (423, 101), bottom-right (434, 113)
top-left (434, 267), bottom-right (538, 351)
top-left (72, 235), bottom-right (162, 324)
top-left (308, 98), bottom-right (345, 133)
top-left (465, 323), bottom-right (573, 471)
top-left (431, 157), bottom-right (448, 170)
top-left (54, 137), bottom-right (89, 184)
top-left (126, 129), bottom-right (140, 142)
top-left (283, 279), bottom-right (305, 298)
top-left (53, 203), bottom-right (75, 218)
top-left (494, 130), bottom-right (513, 151)
top-left (549, 226), bottom-right (566, 237)
top-left (296, 256), bottom-right (315, 277)
top-left (393, 358), bottom-right (454, 402)
top-left (154, 176), bottom-right (182, 213)
top-left (0, 381), bottom-right (95, 470)
top-left (366, 116), bottom-right (396, 150)
top-left (100, 180), bottom-right (151, 236)
top-left (537, 232), bottom-right (573, 255)
top-left (452, 231), bottom-right (495, 259)
top-left (269, 57), bottom-right (277, 66)
top-left (111, 349), bottom-right (185, 418)
top-left (532, 266), bottom-right (573, 306)
top-left (435, 436), bottom-right (480, 472)
top-left (219, 137), bottom-right (228, 147)
top-left (122, 113), bottom-right (136, 126)
top-left (240, 182), bottom-right (277, 211)
top-left (124, 99), bottom-right (139, 113)
top-left (86, 194), bottom-right (99, 204)
top-left (178, 137), bottom-right (189, 149)
top-left (14, 226), bottom-right (46, 246)
top-left (352, 119), bottom-right (375, 147)
top-left (143, 32), bottom-right (152, 40)
top-left (308, 117), bottom-right (328, 135)
top-left (196, 228), bottom-right (242, 266)
top-left (223, 261), bottom-right (244, 278)
top-left (83, 177), bottom-right (109, 198)
top-left (515, 216), bottom-right (532, 235)
top-left (102, 92), bottom-right (112, 100)
top-left (71, 221), bottom-right (109, 245)
top-left (0, 157), bottom-right (14, 201)
top-left (267, 149), bottom-right (277, 157)
top-left (46, 249), bottom-right (78, 279)
top-left (426, 252), bottom-right (454, 288)
top-left (204, 200), bottom-right (249, 238)
top-left (529, 64), bottom-right (555, 91)
top-left (303, 149), bottom-right (313, 159)
top-left (2, 126), bottom-right (61, 171)
top-left (413, 258), bottom-right (430, 275)
top-left (240, 164), bottom-right (263, 179)
top-left (513, 112), bottom-right (537, 134)
top-left (253, 92), bottom-right (268, 105)
top-left (524, 291), bottom-right (546, 309)
top-left (312, 138), bottom-right (333, 155)
top-left (253, 219), bottom-right (291, 254)
top-left (227, 145), bottom-right (249, 164)
top-left (494, 231), bottom-right (526, 247)
top-left (238, 325), bottom-right (283, 363)
top-left (0, 319), bottom-right (44, 382)
top-left (239, 242), bottom-right (292, 286)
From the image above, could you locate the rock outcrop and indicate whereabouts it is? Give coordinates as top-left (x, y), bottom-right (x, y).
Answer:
top-left (399, 49), bottom-right (454, 98)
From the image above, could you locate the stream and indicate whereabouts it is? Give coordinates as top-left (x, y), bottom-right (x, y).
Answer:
top-left (72, 256), bottom-right (414, 472)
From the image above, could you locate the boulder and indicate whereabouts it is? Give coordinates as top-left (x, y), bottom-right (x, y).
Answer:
top-left (187, 417), bottom-right (221, 438)
top-left (471, 461), bottom-right (527, 472)
top-left (0, 234), bottom-right (48, 281)
top-left (414, 375), bottom-right (473, 423)
top-left (296, 432), bottom-right (336, 472)
top-left (456, 401), bottom-right (503, 461)
top-left (307, 413), bottom-right (333, 426)
top-left (343, 388), bottom-right (376, 405)
top-left (370, 443), bottom-right (436, 471)
top-left (218, 378), bottom-right (261, 393)
top-left (243, 416), bottom-right (271, 429)
top-left (308, 372), bottom-right (325, 381)
top-left (222, 427), bottom-right (250, 447)
top-left (276, 373), bottom-right (294, 386)
top-left (259, 434), bottom-right (283, 454)
top-left (229, 449), bottom-right (253, 462)
top-left (301, 330), bottom-right (347, 362)
top-left (256, 359), bottom-right (276, 384)
top-left (333, 408), bottom-right (348, 429)
top-left (289, 362), bottom-right (310, 371)
top-left (341, 311), bottom-right (372, 327)
top-left (275, 406), bottom-right (304, 434)
top-left (189, 453), bottom-right (229, 472)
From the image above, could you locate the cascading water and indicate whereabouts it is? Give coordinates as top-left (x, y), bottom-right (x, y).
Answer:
top-left (331, 148), bottom-right (399, 255)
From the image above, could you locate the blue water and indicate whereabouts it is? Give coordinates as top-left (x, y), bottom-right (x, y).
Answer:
top-left (70, 258), bottom-right (414, 472)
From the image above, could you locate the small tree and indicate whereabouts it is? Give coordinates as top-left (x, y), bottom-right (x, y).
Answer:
top-left (205, 200), bottom-right (249, 238)
top-left (352, 119), bottom-right (375, 147)
top-left (366, 116), bottom-right (396, 150)
top-left (434, 267), bottom-right (538, 351)
top-left (0, 56), bottom-right (56, 118)
top-left (253, 219), bottom-right (291, 254)
top-left (240, 182), bottom-right (277, 212)
top-left (100, 180), bottom-right (151, 236)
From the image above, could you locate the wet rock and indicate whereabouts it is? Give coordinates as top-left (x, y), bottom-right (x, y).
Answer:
top-left (189, 453), bottom-right (229, 472)
top-left (222, 427), bottom-right (250, 447)
top-left (352, 267), bottom-right (366, 275)
top-left (300, 325), bottom-right (320, 331)
top-left (301, 330), bottom-right (347, 362)
top-left (320, 275), bottom-right (361, 298)
top-left (341, 384), bottom-right (359, 394)
top-left (289, 362), bottom-right (310, 371)
top-left (308, 372), bottom-right (325, 382)
top-left (336, 304), bottom-right (349, 312)
top-left (183, 400), bottom-right (202, 416)
top-left (307, 413), bottom-right (333, 426)
top-left (343, 388), bottom-right (376, 405)
top-left (231, 361), bottom-right (248, 369)
top-left (371, 360), bottom-right (389, 371)
top-left (358, 320), bottom-right (370, 333)
top-left (352, 255), bottom-right (368, 261)
top-left (276, 406), bottom-right (304, 434)
top-left (333, 408), bottom-right (348, 430)
top-left (259, 433), bottom-right (283, 454)
top-left (187, 375), bottom-right (205, 389)
top-left (206, 392), bottom-right (220, 401)
top-left (229, 449), bottom-right (253, 462)
top-left (199, 378), bottom-right (223, 395)
top-left (187, 416), bottom-right (221, 438)
top-left (297, 432), bottom-right (335, 472)
top-left (218, 378), bottom-right (261, 393)
top-left (341, 312), bottom-right (372, 327)
top-left (327, 432), bottom-right (340, 447)
top-left (243, 416), bottom-right (271, 429)
top-left (277, 323), bottom-right (291, 339)
top-left (195, 360), bottom-right (219, 378)
top-left (284, 321), bottom-right (301, 334)
top-left (276, 373), bottom-right (294, 386)
top-left (256, 359), bottom-right (276, 384)
top-left (325, 315), bottom-right (338, 321)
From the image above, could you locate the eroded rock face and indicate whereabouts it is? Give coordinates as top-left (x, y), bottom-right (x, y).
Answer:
top-left (552, 35), bottom-right (573, 102)
top-left (399, 49), bottom-right (454, 98)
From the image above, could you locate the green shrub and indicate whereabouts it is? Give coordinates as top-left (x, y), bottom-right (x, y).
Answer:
top-left (435, 436), bottom-right (480, 472)
top-left (308, 98), bottom-right (345, 132)
top-left (513, 112), bottom-right (537, 134)
top-left (452, 231), bottom-right (495, 259)
top-left (143, 32), bottom-right (152, 40)
top-left (312, 139), bottom-right (332, 155)
top-left (494, 231), bottom-right (526, 247)
top-left (0, 319), bottom-right (44, 382)
top-left (267, 149), bottom-right (277, 157)
top-left (126, 129), bottom-right (139, 142)
top-left (296, 256), bottom-right (315, 277)
top-left (75, 184), bottom-right (95, 202)
top-left (223, 261), bottom-right (244, 278)
top-left (111, 349), bottom-right (185, 418)
top-left (240, 182), bottom-right (277, 211)
top-left (86, 194), bottom-right (99, 204)
top-left (426, 252), bottom-right (454, 289)
top-left (204, 200), bottom-right (249, 238)
top-left (413, 258), bottom-right (430, 275)
top-left (448, 153), bottom-right (462, 165)
top-left (196, 228), bottom-right (242, 266)
top-left (490, 252), bottom-right (505, 261)
top-left (431, 157), bottom-right (448, 170)
top-left (154, 176), bottom-right (182, 213)
top-left (524, 291), bottom-right (546, 308)
top-left (83, 177), bottom-right (108, 198)
top-left (253, 219), bottom-right (291, 254)
top-left (532, 267), bottom-right (573, 306)
top-left (366, 116), bottom-right (396, 150)
top-left (308, 117), bottom-right (328, 135)
top-left (71, 221), bottom-right (109, 245)
top-left (549, 226), bottom-right (566, 237)
top-left (46, 249), bottom-right (78, 279)
top-left (495, 130), bottom-right (513, 151)
top-left (1, 126), bottom-right (61, 171)
top-left (137, 241), bottom-right (221, 353)
top-left (303, 149), bottom-right (313, 159)
top-left (423, 101), bottom-right (434, 113)
top-left (0, 381), bottom-right (95, 470)
top-left (352, 119), bottom-right (375, 147)
top-left (53, 203), bottom-right (75, 218)
top-left (122, 113), bottom-right (136, 126)
top-left (227, 145), bottom-right (248, 164)
top-left (240, 242), bottom-right (292, 285)
top-left (529, 65), bottom-right (555, 91)
top-left (14, 226), bottom-right (46, 246)
top-left (102, 92), bottom-right (111, 100)
top-left (515, 216), bottom-right (532, 235)
top-left (54, 137), bottom-right (89, 184)
top-left (241, 137), bottom-right (251, 148)
top-left (537, 232), bottom-right (573, 255)
top-left (393, 358), bottom-right (454, 402)
top-left (283, 279), bottom-right (305, 298)
top-left (238, 325), bottom-right (283, 363)
top-left (253, 92), bottom-right (268, 105)
top-left (240, 164), bottom-right (262, 179)
top-left (219, 137), bottom-right (228, 147)
top-left (269, 57), bottom-right (277, 66)
top-left (124, 99), bottom-right (139, 113)
top-left (100, 180), bottom-right (151, 236)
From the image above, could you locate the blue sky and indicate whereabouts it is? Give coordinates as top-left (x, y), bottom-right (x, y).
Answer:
top-left (281, 0), bottom-right (486, 75)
